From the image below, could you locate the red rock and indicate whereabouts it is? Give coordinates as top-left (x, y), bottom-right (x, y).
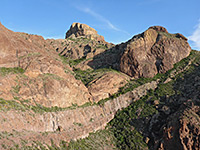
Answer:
top-left (0, 23), bottom-right (92, 107)
top-left (119, 26), bottom-right (191, 78)
top-left (65, 22), bottom-right (104, 41)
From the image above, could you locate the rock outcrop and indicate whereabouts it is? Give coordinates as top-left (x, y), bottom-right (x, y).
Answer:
top-left (88, 72), bottom-right (130, 102)
top-left (46, 37), bottom-right (113, 60)
top-left (46, 23), bottom-right (114, 60)
top-left (119, 26), bottom-right (191, 78)
top-left (154, 104), bottom-right (200, 150)
top-left (84, 26), bottom-right (191, 78)
top-left (0, 23), bottom-right (92, 107)
top-left (65, 22), bottom-right (104, 41)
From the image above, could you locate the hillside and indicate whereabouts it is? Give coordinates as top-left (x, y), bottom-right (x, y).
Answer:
top-left (0, 22), bottom-right (199, 150)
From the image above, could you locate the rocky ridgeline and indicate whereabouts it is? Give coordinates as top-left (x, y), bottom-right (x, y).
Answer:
top-left (82, 26), bottom-right (191, 78)
top-left (47, 22), bottom-right (114, 59)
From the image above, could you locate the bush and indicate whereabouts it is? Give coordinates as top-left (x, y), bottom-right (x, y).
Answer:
top-left (0, 67), bottom-right (25, 76)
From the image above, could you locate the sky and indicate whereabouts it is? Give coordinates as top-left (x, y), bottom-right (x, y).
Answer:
top-left (0, 0), bottom-right (200, 50)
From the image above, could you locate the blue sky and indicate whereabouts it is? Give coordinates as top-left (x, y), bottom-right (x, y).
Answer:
top-left (0, 0), bottom-right (200, 49)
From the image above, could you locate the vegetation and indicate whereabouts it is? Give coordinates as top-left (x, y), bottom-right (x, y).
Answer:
top-left (0, 98), bottom-right (27, 112)
top-left (96, 73), bottom-right (163, 106)
top-left (6, 130), bottom-right (116, 150)
top-left (54, 50), bottom-right (200, 149)
top-left (69, 57), bottom-right (87, 67)
top-left (0, 97), bottom-right (93, 113)
top-left (1, 50), bottom-right (197, 113)
top-left (100, 50), bottom-right (200, 149)
top-left (0, 98), bottom-right (66, 113)
top-left (108, 90), bottom-right (157, 149)
top-left (73, 67), bottom-right (118, 86)
top-left (80, 50), bottom-right (198, 149)
top-left (19, 52), bottom-right (41, 59)
top-left (0, 67), bottom-right (25, 76)
top-left (157, 31), bottom-right (178, 39)
top-left (73, 122), bottom-right (83, 127)
top-left (59, 55), bottom-right (87, 67)
top-left (95, 44), bottom-right (107, 49)
top-left (42, 73), bottom-right (63, 81)
top-left (67, 37), bottom-right (76, 41)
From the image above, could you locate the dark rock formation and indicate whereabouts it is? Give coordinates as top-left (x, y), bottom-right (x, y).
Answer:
top-left (148, 57), bottom-right (200, 150)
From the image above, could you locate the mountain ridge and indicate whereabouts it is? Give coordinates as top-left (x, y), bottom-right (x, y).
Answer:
top-left (0, 22), bottom-right (199, 150)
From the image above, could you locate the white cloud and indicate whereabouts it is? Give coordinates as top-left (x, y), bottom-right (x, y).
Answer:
top-left (44, 35), bottom-right (64, 40)
top-left (76, 6), bottom-right (130, 36)
top-left (189, 20), bottom-right (200, 50)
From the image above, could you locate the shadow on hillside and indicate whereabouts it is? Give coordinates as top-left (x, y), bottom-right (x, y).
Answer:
top-left (108, 59), bottom-right (200, 150)
top-left (87, 44), bottom-right (124, 70)
top-left (147, 62), bottom-right (200, 149)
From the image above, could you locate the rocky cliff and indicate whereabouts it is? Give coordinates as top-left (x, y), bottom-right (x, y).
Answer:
top-left (119, 26), bottom-right (191, 78)
top-left (82, 26), bottom-right (191, 78)
top-left (65, 22), bottom-right (105, 41)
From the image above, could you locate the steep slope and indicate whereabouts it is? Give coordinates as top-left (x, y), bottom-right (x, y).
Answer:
top-left (147, 51), bottom-right (200, 150)
top-left (0, 22), bottom-right (92, 107)
top-left (119, 26), bottom-right (191, 78)
top-left (83, 26), bottom-right (191, 78)
top-left (63, 50), bottom-right (200, 150)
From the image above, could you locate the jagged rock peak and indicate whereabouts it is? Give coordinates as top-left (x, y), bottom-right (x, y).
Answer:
top-left (149, 26), bottom-right (168, 33)
top-left (65, 22), bottom-right (104, 41)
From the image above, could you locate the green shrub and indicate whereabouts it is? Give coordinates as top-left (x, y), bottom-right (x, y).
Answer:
top-left (74, 68), bottom-right (119, 86)
top-left (69, 57), bottom-right (86, 67)
top-left (0, 67), bottom-right (25, 76)
top-left (59, 55), bottom-right (87, 67)
top-left (108, 92), bottom-right (157, 150)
